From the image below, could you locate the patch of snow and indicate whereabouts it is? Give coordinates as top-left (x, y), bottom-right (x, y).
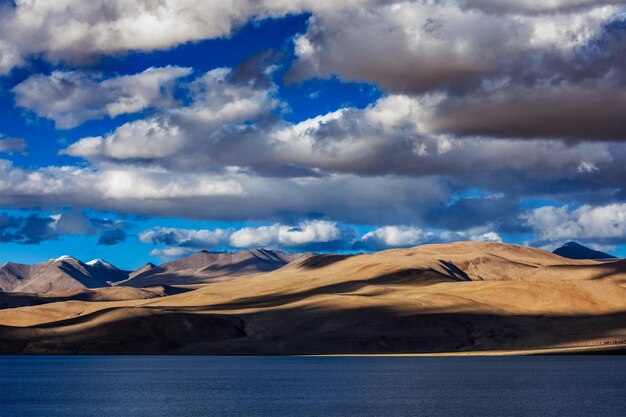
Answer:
top-left (86, 259), bottom-right (119, 270)
top-left (55, 255), bottom-right (77, 262)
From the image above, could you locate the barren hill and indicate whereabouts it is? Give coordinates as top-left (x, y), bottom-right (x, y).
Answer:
top-left (0, 242), bottom-right (625, 355)
top-left (117, 249), bottom-right (308, 287)
top-left (0, 257), bottom-right (128, 293)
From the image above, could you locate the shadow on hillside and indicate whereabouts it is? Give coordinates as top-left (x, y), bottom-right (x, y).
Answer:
top-left (0, 285), bottom-right (193, 310)
top-left (1, 304), bottom-right (625, 355)
top-left (298, 254), bottom-right (353, 270)
top-left (438, 260), bottom-right (471, 281)
top-left (200, 268), bottom-right (450, 311)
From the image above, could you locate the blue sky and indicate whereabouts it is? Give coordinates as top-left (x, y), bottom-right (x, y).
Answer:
top-left (1, 1), bottom-right (626, 269)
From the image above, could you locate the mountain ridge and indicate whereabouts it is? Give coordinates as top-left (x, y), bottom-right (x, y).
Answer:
top-left (553, 241), bottom-right (616, 260)
top-left (0, 249), bottom-right (310, 292)
top-left (0, 241), bottom-right (625, 354)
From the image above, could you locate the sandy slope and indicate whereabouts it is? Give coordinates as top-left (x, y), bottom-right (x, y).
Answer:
top-left (0, 242), bottom-right (625, 354)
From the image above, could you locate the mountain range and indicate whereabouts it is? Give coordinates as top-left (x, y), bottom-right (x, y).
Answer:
top-left (0, 241), bottom-right (625, 355)
top-left (0, 249), bottom-right (304, 293)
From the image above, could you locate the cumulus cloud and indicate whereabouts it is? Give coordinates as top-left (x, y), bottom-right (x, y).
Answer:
top-left (3, 58), bottom-right (626, 233)
top-left (0, 157), bottom-right (452, 224)
top-left (287, 2), bottom-right (626, 141)
top-left (0, 37), bottom-right (23, 75)
top-left (3, 58), bottom-right (621, 231)
top-left (63, 71), bottom-right (623, 184)
top-left (141, 222), bottom-right (503, 255)
top-left (139, 227), bottom-right (231, 248)
top-left (0, 0), bottom-right (387, 73)
top-left (13, 66), bottom-right (192, 129)
top-left (141, 220), bottom-right (352, 252)
top-left (359, 226), bottom-right (435, 250)
top-left (2, 1), bottom-right (626, 247)
top-left (356, 225), bottom-right (502, 250)
top-left (288, 3), bottom-right (617, 91)
top-left (523, 203), bottom-right (626, 242)
top-left (229, 220), bottom-right (348, 249)
top-left (65, 67), bottom-right (277, 159)
top-left (2, 0), bottom-right (619, 75)
top-left (149, 247), bottom-right (196, 259)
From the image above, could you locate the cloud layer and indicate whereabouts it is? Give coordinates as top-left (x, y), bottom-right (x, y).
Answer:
top-left (140, 220), bottom-right (503, 257)
top-left (1, 0), bottom-right (626, 254)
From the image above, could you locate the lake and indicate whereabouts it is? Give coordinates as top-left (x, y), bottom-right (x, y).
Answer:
top-left (0, 356), bottom-right (624, 416)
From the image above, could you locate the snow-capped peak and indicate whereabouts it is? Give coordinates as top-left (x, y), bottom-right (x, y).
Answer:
top-left (86, 259), bottom-right (119, 270)
top-left (54, 255), bottom-right (78, 262)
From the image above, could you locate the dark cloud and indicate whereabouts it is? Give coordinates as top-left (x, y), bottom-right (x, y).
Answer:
top-left (228, 49), bottom-right (280, 89)
top-left (0, 137), bottom-right (26, 155)
top-left (98, 228), bottom-right (126, 245)
top-left (0, 211), bottom-right (129, 245)
top-left (287, 2), bottom-right (626, 142)
top-left (0, 213), bottom-right (56, 244)
top-left (423, 196), bottom-right (521, 232)
top-left (462, 0), bottom-right (625, 14)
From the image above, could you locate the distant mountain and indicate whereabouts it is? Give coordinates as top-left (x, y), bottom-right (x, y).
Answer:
top-left (85, 259), bottom-right (119, 270)
top-left (118, 249), bottom-right (308, 287)
top-left (2, 242), bottom-right (626, 355)
top-left (0, 250), bottom-right (310, 292)
top-left (128, 262), bottom-right (157, 280)
top-left (0, 257), bottom-right (129, 293)
top-left (553, 241), bottom-right (616, 260)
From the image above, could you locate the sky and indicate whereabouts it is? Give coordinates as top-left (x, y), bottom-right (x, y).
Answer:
top-left (1, 0), bottom-right (626, 269)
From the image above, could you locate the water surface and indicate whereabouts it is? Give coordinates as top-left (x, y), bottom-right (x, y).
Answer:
top-left (1, 356), bottom-right (624, 417)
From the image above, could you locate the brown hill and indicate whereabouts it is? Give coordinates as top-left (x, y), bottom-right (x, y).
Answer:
top-left (0, 257), bottom-right (127, 293)
top-left (0, 242), bottom-right (625, 354)
top-left (117, 249), bottom-right (308, 287)
top-left (127, 262), bottom-right (157, 280)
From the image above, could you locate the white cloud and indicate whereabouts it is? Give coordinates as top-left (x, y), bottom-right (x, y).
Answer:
top-left (141, 220), bottom-right (346, 250)
top-left (149, 247), bottom-right (195, 259)
top-left (0, 0), bottom-right (615, 75)
top-left (140, 227), bottom-right (231, 247)
top-left (470, 231), bottom-right (502, 243)
top-left (360, 226), bottom-right (434, 249)
top-left (64, 76), bottom-right (619, 180)
top-left (524, 203), bottom-right (626, 241)
top-left (0, 38), bottom-right (23, 75)
top-left (96, 168), bottom-right (243, 200)
top-left (358, 225), bottom-right (503, 250)
top-left (229, 220), bottom-right (343, 248)
top-left (65, 67), bottom-right (276, 159)
top-left (577, 161), bottom-right (599, 173)
top-left (13, 66), bottom-right (192, 128)
top-left (0, 0), bottom-right (386, 73)
top-left (0, 160), bottom-right (242, 208)
top-left (140, 221), bottom-right (506, 254)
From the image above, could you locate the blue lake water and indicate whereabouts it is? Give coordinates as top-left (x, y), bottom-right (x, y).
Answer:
top-left (0, 356), bottom-right (624, 417)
